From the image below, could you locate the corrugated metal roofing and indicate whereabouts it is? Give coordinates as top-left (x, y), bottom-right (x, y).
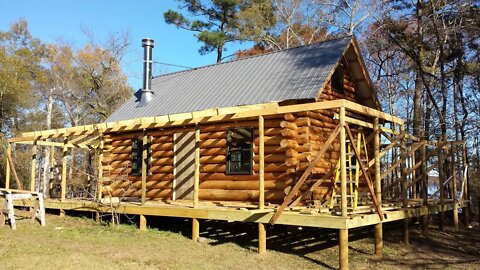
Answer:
top-left (106, 36), bottom-right (352, 122)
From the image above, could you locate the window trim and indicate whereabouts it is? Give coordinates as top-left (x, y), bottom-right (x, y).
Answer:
top-left (131, 137), bottom-right (150, 176)
top-left (331, 64), bottom-right (345, 93)
top-left (226, 127), bottom-right (254, 175)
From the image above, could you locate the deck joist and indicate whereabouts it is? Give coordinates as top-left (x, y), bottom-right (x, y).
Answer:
top-left (13, 199), bottom-right (465, 230)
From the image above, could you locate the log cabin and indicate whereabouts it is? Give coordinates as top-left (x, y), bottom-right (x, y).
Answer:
top-left (102, 36), bottom-right (377, 206)
top-left (3, 36), bottom-right (470, 270)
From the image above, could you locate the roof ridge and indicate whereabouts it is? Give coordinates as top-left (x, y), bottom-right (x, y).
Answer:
top-left (152, 35), bottom-right (353, 80)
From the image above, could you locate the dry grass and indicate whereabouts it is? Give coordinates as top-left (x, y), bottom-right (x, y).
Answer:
top-left (1, 211), bottom-right (480, 269)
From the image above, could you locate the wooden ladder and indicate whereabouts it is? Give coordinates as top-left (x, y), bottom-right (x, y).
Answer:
top-left (329, 129), bottom-right (369, 210)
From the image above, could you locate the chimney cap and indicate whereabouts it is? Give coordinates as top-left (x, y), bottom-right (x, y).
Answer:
top-left (142, 38), bottom-right (154, 47)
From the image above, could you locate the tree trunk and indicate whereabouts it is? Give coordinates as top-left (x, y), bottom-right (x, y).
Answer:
top-left (42, 87), bottom-right (54, 197)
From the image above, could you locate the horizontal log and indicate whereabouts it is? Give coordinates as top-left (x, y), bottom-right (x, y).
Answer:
top-left (109, 160), bottom-right (130, 168)
top-left (105, 188), bottom-right (172, 199)
top-left (151, 150), bottom-right (174, 158)
top-left (284, 113), bottom-right (296, 121)
top-left (253, 145), bottom-right (284, 154)
top-left (200, 128), bottom-right (282, 139)
top-left (151, 136), bottom-right (173, 144)
top-left (294, 118), bottom-right (311, 127)
top-left (110, 146), bottom-right (132, 154)
top-left (297, 111), bottom-right (334, 123)
top-left (109, 179), bottom-right (172, 190)
top-left (199, 189), bottom-right (284, 202)
top-left (201, 163), bottom-right (287, 173)
top-left (109, 139), bottom-right (132, 147)
top-left (151, 143), bottom-right (173, 151)
top-left (199, 180), bottom-right (290, 191)
top-left (150, 165), bottom-right (174, 174)
top-left (199, 119), bottom-right (282, 132)
top-left (200, 147), bottom-right (225, 156)
top-left (107, 173), bottom-right (173, 182)
top-left (200, 172), bottom-right (287, 181)
top-left (280, 139), bottom-right (299, 149)
top-left (281, 129), bottom-right (298, 138)
top-left (253, 154), bottom-right (286, 163)
top-left (150, 158), bottom-right (173, 166)
top-left (103, 153), bottom-right (131, 161)
top-left (280, 121), bottom-right (298, 130)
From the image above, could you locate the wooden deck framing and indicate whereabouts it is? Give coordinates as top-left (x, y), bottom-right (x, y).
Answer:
top-left (3, 99), bottom-right (470, 270)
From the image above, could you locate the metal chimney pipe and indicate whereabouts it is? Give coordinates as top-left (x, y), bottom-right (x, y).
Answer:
top-left (139, 38), bottom-right (154, 107)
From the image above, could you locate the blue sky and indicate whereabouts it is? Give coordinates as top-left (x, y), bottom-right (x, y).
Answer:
top-left (0, 0), bottom-right (251, 90)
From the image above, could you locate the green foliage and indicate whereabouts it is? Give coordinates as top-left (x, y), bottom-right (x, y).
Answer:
top-left (164, 0), bottom-right (244, 62)
top-left (0, 19), bottom-right (45, 135)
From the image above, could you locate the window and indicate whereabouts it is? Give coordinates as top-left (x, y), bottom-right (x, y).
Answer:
top-left (226, 127), bottom-right (253, 175)
top-left (131, 138), bottom-right (150, 176)
top-left (331, 64), bottom-right (344, 93)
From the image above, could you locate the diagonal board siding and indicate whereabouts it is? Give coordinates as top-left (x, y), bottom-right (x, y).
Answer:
top-left (106, 36), bottom-right (352, 122)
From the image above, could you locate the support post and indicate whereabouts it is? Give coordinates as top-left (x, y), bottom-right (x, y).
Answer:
top-left (139, 214), bottom-right (147, 231)
top-left (48, 145), bottom-right (54, 196)
top-left (30, 141), bottom-right (37, 192)
top-left (373, 118), bottom-right (383, 257)
top-left (258, 115), bottom-right (266, 254)
top-left (60, 138), bottom-right (68, 202)
top-left (97, 135), bottom-right (104, 202)
top-left (400, 125), bottom-right (409, 245)
top-left (451, 142), bottom-right (459, 230)
top-left (339, 105), bottom-right (348, 270)
top-left (5, 143), bottom-right (11, 189)
top-left (438, 145), bottom-right (445, 231)
top-left (140, 131), bottom-right (148, 230)
top-left (192, 124), bottom-right (200, 241)
top-left (421, 142), bottom-right (429, 235)
top-left (141, 132), bottom-right (148, 206)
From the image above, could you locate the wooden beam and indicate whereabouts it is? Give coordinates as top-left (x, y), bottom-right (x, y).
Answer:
top-left (259, 115), bottom-right (265, 210)
top-left (379, 132), bottom-right (405, 159)
top-left (438, 146), bottom-right (445, 231)
top-left (399, 125), bottom-right (409, 245)
top-left (269, 123), bottom-right (342, 224)
top-left (16, 99), bottom-right (403, 142)
top-left (192, 218), bottom-right (199, 241)
top-left (5, 143), bottom-right (11, 189)
top-left (16, 140), bottom-right (93, 149)
top-left (339, 106), bottom-right (347, 218)
top-left (343, 100), bottom-right (404, 124)
top-left (289, 164), bottom-right (337, 207)
top-left (258, 223), bottom-right (266, 254)
top-left (345, 124), bottom-right (383, 220)
top-left (194, 125), bottom-right (200, 208)
top-left (421, 142), bottom-right (429, 235)
top-left (97, 137), bottom-right (104, 202)
top-left (30, 142), bottom-right (37, 192)
top-left (373, 118), bottom-right (383, 257)
top-left (339, 229), bottom-right (348, 270)
top-left (60, 138), bottom-right (68, 202)
top-left (139, 215), bottom-right (147, 231)
top-left (141, 132), bottom-right (148, 206)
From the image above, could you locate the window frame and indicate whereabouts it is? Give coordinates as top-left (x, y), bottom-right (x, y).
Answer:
top-left (331, 64), bottom-right (345, 94)
top-left (226, 127), bottom-right (254, 175)
top-left (131, 137), bottom-right (150, 176)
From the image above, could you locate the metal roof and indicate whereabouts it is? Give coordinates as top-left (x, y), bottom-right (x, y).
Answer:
top-left (106, 36), bottom-right (353, 122)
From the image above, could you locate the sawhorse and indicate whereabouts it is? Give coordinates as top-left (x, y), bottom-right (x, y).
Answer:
top-left (0, 189), bottom-right (45, 230)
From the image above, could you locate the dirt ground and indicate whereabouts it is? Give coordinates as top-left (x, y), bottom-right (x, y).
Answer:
top-left (0, 211), bottom-right (479, 269)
